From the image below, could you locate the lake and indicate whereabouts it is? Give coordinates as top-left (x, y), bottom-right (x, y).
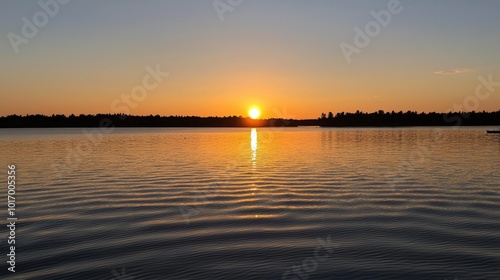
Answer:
top-left (1, 127), bottom-right (499, 279)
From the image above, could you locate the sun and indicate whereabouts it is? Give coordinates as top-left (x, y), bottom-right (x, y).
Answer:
top-left (248, 107), bottom-right (261, 119)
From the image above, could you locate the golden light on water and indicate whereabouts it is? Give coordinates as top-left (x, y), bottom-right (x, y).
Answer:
top-left (251, 128), bottom-right (257, 165)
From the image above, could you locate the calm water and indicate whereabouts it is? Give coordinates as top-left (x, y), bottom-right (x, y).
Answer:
top-left (1, 127), bottom-right (499, 280)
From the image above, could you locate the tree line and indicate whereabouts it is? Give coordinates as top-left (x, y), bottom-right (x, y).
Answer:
top-left (0, 110), bottom-right (498, 128)
top-left (0, 114), bottom-right (295, 128)
top-left (319, 110), bottom-right (500, 127)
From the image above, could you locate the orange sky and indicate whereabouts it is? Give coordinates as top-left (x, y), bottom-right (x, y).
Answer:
top-left (1, 1), bottom-right (499, 119)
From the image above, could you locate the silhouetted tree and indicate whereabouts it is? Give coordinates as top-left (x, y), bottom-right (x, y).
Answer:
top-left (0, 111), bottom-right (499, 128)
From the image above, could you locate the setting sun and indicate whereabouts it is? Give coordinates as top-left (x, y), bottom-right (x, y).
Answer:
top-left (248, 107), bottom-right (261, 119)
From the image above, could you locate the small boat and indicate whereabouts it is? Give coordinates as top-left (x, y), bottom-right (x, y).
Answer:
top-left (486, 130), bottom-right (500, 134)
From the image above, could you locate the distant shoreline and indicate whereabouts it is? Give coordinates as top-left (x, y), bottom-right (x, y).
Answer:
top-left (1, 111), bottom-right (499, 128)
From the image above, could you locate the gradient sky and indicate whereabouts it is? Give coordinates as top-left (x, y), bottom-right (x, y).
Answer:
top-left (1, 0), bottom-right (499, 119)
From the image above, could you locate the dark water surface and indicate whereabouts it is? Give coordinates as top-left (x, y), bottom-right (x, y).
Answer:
top-left (1, 127), bottom-right (499, 279)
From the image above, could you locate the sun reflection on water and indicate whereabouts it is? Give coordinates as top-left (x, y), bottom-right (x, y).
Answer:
top-left (250, 128), bottom-right (257, 166)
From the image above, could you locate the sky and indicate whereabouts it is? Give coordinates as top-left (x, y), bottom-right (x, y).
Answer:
top-left (1, 0), bottom-right (499, 119)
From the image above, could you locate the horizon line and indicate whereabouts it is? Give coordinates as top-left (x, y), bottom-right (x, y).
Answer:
top-left (2, 109), bottom-right (500, 120)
